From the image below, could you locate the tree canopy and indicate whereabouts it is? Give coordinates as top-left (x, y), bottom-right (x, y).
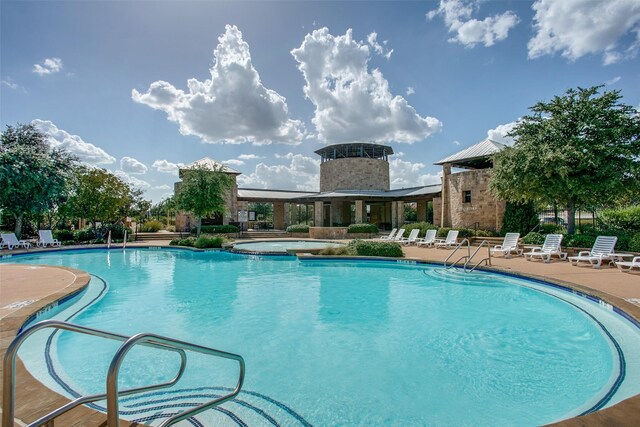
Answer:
top-left (490, 86), bottom-right (640, 234)
top-left (175, 166), bottom-right (234, 236)
top-left (0, 123), bottom-right (77, 237)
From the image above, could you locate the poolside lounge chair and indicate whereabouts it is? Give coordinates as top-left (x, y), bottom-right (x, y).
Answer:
top-left (37, 230), bottom-right (62, 247)
top-left (399, 229), bottom-right (420, 245)
top-left (392, 229), bottom-right (406, 242)
top-left (1, 233), bottom-right (31, 250)
top-left (616, 257), bottom-right (640, 273)
top-left (416, 229), bottom-right (438, 248)
top-left (377, 228), bottom-right (397, 241)
top-left (523, 234), bottom-right (567, 263)
top-left (434, 230), bottom-right (459, 249)
top-left (490, 233), bottom-right (522, 258)
top-left (568, 236), bottom-right (618, 269)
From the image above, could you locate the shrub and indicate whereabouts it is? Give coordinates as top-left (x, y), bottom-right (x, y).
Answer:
top-left (436, 227), bottom-right (475, 238)
top-left (74, 228), bottom-right (96, 242)
top-left (170, 237), bottom-right (196, 247)
top-left (521, 232), bottom-right (545, 245)
top-left (600, 206), bottom-right (640, 232)
top-left (347, 223), bottom-right (378, 234)
top-left (199, 225), bottom-right (238, 234)
top-left (349, 240), bottom-right (403, 257)
top-left (318, 246), bottom-right (355, 256)
top-left (140, 220), bottom-right (164, 232)
top-left (286, 224), bottom-right (310, 233)
top-left (540, 223), bottom-right (567, 235)
top-left (502, 201), bottom-right (540, 235)
top-left (403, 222), bottom-right (437, 238)
top-left (100, 223), bottom-right (131, 239)
top-left (565, 234), bottom-right (597, 249)
top-left (194, 235), bottom-right (226, 248)
top-left (53, 229), bottom-right (75, 241)
top-left (474, 229), bottom-right (500, 237)
top-left (629, 233), bottom-right (640, 252)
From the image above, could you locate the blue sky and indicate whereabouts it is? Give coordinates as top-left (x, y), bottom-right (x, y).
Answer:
top-left (2, 1), bottom-right (639, 203)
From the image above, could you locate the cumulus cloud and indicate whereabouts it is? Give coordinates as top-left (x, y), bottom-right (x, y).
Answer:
top-left (427, 0), bottom-right (519, 48)
top-left (120, 156), bottom-right (148, 174)
top-left (153, 184), bottom-right (171, 190)
top-left (152, 159), bottom-right (184, 175)
top-left (406, 87), bottom-right (415, 96)
top-left (487, 120), bottom-right (519, 145)
top-left (223, 159), bottom-right (245, 166)
top-left (367, 32), bottom-right (393, 59)
top-left (113, 170), bottom-right (151, 189)
top-left (237, 153), bottom-right (320, 191)
top-left (291, 28), bottom-right (441, 144)
top-left (528, 0), bottom-right (640, 64)
top-left (33, 57), bottom-right (63, 76)
top-left (132, 25), bottom-right (305, 145)
top-left (389, 158), bottom-right (441, 188)
top-left (238, 154), bottom-right (263, 160)
top-left (32, 119), bottom-right (115, 165)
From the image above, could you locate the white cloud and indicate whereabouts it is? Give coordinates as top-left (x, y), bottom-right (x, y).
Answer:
top-left (223, 159), bottom-right (245, 166)
top-left (132, 25), bottom-right (305, 145)
top-left (238, 154), bottom-right (263, 160)
top-left (291, 28), bottom-right (441, 144)
top-left (406, 86), bottom-right (415, 96)
top-left (427, 0), bottom-right (519, 48)
top-left (237, 153), bottom-right (320, 191)
top-left (487, 120), bottom-right (519, 146)
top-left (528, 0), bottom-right (640, 64)
top-left (367, 32), bottom-right (393, 59)
top-left (32, 119), bottom-right (115, 165)
top-left (153, 184), bottom-right (171, 190)
top-left (152, 159), bottom-right (184, 175)
top-left (120, 156), bottom-right (148, 174)
top-left (113, 170), bottom-right (151, 189)
top-left (452, 140), bottom-right (461, 146)
top-left (1, 78), bottom-right (23, 91)
top-left (605, 76), bottom-right (622, 86)
top-left (389, 158), bottom-right (441, 188)
top-left (33, 57), bottom-right (63, 76)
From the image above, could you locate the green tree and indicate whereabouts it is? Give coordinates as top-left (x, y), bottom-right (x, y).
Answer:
top-left (248, 202), bottom-right (273, 221)
top-left (490, 86), bottom-right (640, 234)
top-left (0, 123), bottom-right (77, 237)
top-left (66, 167), bottom-right (141, 229)
top-left (502, 201), bottom-right (540, 235)
top-left (175, 166), bottom-right (234, 236)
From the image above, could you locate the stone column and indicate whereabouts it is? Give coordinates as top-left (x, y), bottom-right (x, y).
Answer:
top-left (391, 201), bottom-right (398, 228)
top-left (273, 202), bottom-right (285, 230)
top-left (314, 201), bottom-right (323, 227)
top-left (283, 203), bottom-right (291, 228)
top-left (441, 163), bottom-right (451, 227)
top-left (355, 200), bottom-right (365, 224)
top-left (396, 201), bottom-right (404, 228)
top-left (432, 197), bottom-right (442, 227)
top-left (417, 200), bottom-right (427, 222)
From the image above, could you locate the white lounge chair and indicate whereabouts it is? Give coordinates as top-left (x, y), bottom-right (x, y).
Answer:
top-left (392, 229), bottom-right (406, 242)
top-left (37, 230), bottom-right (62, 247)
top-left (490, 233), bottom-right (522, 258)
top-left (616, 257), bottom-right (640, 273)
top-left (568, 236), bottom-right (618, 269)
top-left (416, 229), bottom-right (438, 247)
top-left (399, 229), bottom-right (420, 246)
top-left (523, 234), bottom-right (567, 263)
top-left (1, 233), bottom-right (31, 250)
top-left (377, 228), bottom-right (397, 241)
top-left (435, 230), bottom-right (459, 249)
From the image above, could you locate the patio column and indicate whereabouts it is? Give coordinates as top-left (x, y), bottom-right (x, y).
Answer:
top-left (314, 201), bottom-right (323, 227)
top-left (273, 202), bottom-right (285, 230)
top-left (283, 202), bottom-right (291, 228)
top-left (417, 200), bottom-right (427, 222)
top-left (441, 163), bottom-right (451, 227)
top-left (396, 200), bottom-right (404, 228)
top-left (355, 200), bottom-right (365, 223)
top-left (391, 201), bottom-right (398, 228)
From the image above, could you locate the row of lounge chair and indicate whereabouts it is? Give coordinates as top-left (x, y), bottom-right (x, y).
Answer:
top-left (377, 229), bottom-right (639, 272)
top-left (0, 230), bottom-right (61, 250)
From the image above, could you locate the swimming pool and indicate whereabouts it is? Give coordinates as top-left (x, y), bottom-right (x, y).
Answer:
top-left (231, 240), bottom-right (344, 254)
top-left (7, 248), bottom-right (640, 426)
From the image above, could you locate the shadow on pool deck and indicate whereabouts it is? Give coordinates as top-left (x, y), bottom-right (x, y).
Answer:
top-left (0, 241), bottom-right (639, 426)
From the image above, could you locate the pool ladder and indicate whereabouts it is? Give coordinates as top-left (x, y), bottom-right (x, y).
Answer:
top-left (2, 319), bottom-right (245, 427)
top-left (444, 239), bottom-right (492, 272)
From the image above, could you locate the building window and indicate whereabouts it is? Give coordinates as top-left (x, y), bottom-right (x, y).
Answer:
top-left (463, 191), bottom-right (471, 203)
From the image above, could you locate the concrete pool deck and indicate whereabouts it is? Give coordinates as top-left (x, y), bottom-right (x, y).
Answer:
top-left (0, 241), bottom-right (639, 426)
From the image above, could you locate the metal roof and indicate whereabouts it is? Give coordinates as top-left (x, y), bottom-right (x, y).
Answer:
top-left (237, 185), bottom-right (441, 202)
top-left (434, 139), bottom-right (506, 167)
top-left (314, 143), bottom-right (394, 161)
top-left (238, 188), bottom-right (319, 200)
top-left (180, 157), bottom-right (241, 175)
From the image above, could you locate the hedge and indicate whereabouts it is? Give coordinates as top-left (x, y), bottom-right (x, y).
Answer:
top-left (600, 206), bottom-right (640, 232)
top-left (197, 225), bottom-right (238, 234)
top-left (347, 223), bottom-right (378, 234)
top-left (349, 240), bottom-right (403, 257)
top-left (140, 220), bottom-right (164, 232)
top-left (286, 224), bottom-right (310, 233)
top-left (402, 222), bottom-right (437, 238)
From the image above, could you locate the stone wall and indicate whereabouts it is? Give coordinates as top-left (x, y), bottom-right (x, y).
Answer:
top-left (319, 158), bottom-right (389, 192)
top-left (442, 169), bottom-right (505, 231)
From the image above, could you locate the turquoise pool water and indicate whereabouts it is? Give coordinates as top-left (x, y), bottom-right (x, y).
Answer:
top-left (232, 240), bottom-right (343, 253)
top-left (7, 248), bottom-right (640, 426)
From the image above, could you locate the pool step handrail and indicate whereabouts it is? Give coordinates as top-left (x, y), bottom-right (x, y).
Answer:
top-left (444, 238), bottom-right (471, 269)
top-left (3, 319), bottom-right (245, 427)
top-left (464, 240), bottom-right (493, 272)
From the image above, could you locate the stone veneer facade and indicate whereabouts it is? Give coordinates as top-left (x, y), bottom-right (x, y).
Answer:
top-left (319, 158), bottom-right (389, 192)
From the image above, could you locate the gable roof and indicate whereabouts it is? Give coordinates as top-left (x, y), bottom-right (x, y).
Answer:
top-left (181, 157), bottom-right (241, 175)
top-left (434, 139), bottom-right (507, 169)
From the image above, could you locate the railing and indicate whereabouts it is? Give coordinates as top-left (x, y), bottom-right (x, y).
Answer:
top-left (464, 240), bottom-right (492, 272)
top-left (444, 239), bottom-right (471, 269)
top-left (3, 320), bottom-right (245, 427)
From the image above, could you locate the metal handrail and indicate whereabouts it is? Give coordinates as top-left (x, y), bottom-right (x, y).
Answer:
top-left (3, 320), bottom-right (244, 427)
top-left (464, 239), bottom-right (493, 272)
top-left (443, 238), bottom-right (470, 268)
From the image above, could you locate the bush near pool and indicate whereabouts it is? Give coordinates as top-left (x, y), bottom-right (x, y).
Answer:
top-left (318, 240), bottom-right (403, 258)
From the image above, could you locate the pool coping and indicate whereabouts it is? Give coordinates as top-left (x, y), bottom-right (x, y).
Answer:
top-left (2, 246), bottom-right (639, 426)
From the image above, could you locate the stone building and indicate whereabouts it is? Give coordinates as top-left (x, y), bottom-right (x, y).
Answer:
top-left (174, 140), bottom-right (507, 232)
